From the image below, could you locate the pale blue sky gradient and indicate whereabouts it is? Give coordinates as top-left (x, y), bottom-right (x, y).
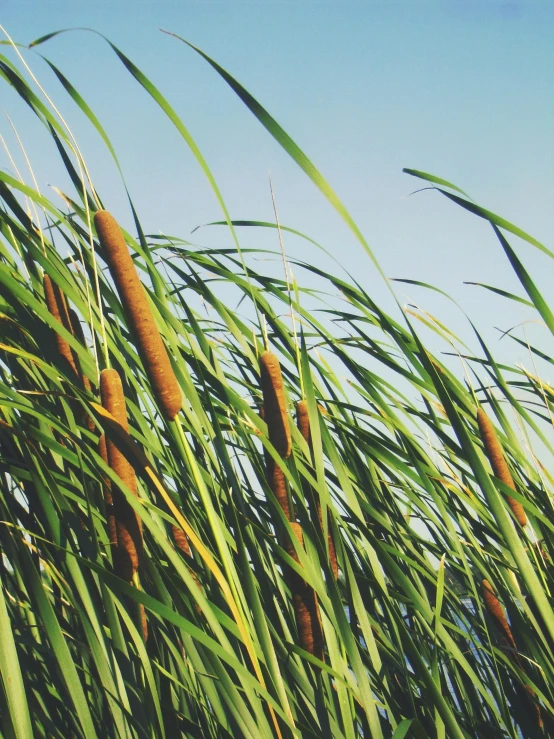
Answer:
top-left (1, 1), bottom-right (553, 371)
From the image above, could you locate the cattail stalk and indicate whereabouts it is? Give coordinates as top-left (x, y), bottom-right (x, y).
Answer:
top-left (477, 407), bottom-right (527, 527)
top-left (286, 522), bottom-right (324, 660)
top-left (297, 400), bottom-right (338, 579)
top-left (100, 368), bottom-right (142, 582)
top-left (94, 210), bottom-right (182, 421)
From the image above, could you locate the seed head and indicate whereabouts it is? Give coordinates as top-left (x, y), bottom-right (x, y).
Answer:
top-left (95, 210), bottom-right (182, 421)
top-left (477, 408), bottom-right (527, 527)
top-left (259, 351), bottom-right (291, 458)
top-left (100, 368), bottom-right (141, 581)
top-left (286, 522), bottom-right (324, 660)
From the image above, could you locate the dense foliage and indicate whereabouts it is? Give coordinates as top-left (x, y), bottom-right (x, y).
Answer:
top-left (0, 29), bottom-right (552, 739)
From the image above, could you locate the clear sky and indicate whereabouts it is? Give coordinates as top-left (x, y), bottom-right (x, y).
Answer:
top-left (2, 1), bottom-right (554, 373)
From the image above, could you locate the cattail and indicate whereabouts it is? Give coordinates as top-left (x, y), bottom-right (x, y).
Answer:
top-left (296, 399), bottom-right (310, 444)
top-left (482, 580), bottom-right (543, 730)
top-left (481, 579), bottom-right (517, 652)
top-left (260, 351), bottom-right (291, 458)
top-left (267, 459), bottom-right (292, 521)
top-left (43, 274), bottom-right (78, 377)
top-left (260, 352), bottom-right (292, 519)
top-left (286, 522), bottom-right (324, 661)
top-left (171, 524), bottom-right (192, 557)
top-left (100, 368), bottom-right (142, 582)
top-left (94, 210), bottom-right (182, 421)
top-left (171, 523), bottom-right (203, 609)
top-left (296, 400), bottom-right (338, 580)
top-left (477, 408), bottom-right (527, 527)
top-left (140, 603), bottom-right (148, 643)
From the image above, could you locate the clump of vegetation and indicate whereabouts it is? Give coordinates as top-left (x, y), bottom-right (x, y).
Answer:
top-left (0, 27), bottom-right (552, 739)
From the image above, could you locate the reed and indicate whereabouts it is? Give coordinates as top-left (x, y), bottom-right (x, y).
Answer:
top-left (286, 522), bottom-right (324, 660)
top-left (477, 408), bottom-right (528, 527)
top-left (296, 400), bottom-right (338, 580)
top-left (100, 368), bottom-right (142, 582)
top-left (94, 210), bottom-right (182, 421)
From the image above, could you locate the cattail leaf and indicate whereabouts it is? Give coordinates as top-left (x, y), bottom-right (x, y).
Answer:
top-left (464, 281), bottom-right (534, 307)
top-left (163, 30), bottom-right (391, 281)
top-left (403, 169), bottom-right (554, 258)
top-left (0, 571), bottom-right (33, 739)
top-left (492, 224), bottom-right (554, 336)
top-left (402, 168), bottom-right (470, 197)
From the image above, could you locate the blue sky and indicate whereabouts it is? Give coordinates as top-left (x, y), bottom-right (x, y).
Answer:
top-left (2, 1), bottom-right (554, 372)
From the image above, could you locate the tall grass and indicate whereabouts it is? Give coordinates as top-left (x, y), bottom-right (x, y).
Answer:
top-left (0, 27), bottom-right (551, 739)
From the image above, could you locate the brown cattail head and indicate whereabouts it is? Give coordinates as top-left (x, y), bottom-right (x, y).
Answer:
top-left (260, 351), bottom-right (291, 458)
top-left (170, 524), bottom-right (203, 610)
top-left (43, 274), bottom-right (78, 377)
top-left (140, 603), bottom-right (148, 642)
top-left (286, 522), bottom-right (324, 661)
top-left (267, 458), bottom-right (292, 521)
top-left (482, 579), bottom-right (517, 652)
top-left (100, 368), bottom-right (141, 581)
top-left (296, 400), bottom-right (338, 580)
top-left (483, 578), bottom-right (543, 730)
top-left (260, 406), bottom-right (292, 518)
top-left (171, 524), bottom-right (192, 557)
top-left (296, 399), bottom-right (310, 445)
top-left (94, 210), bottom-right (182, 421)
top-left (477, 408), bottom-right (528, 527)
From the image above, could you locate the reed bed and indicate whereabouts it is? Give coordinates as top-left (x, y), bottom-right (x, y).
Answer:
top-left (0, 31), bottom-right (551, 739)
